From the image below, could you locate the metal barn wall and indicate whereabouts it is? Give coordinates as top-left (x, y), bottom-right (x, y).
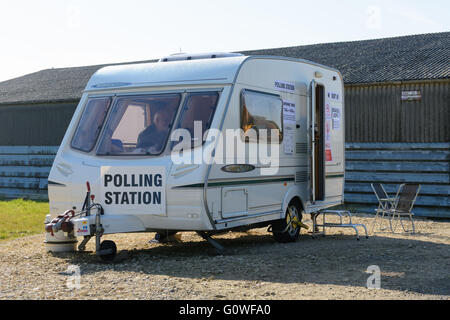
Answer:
top-left (0, 101), bottom-right (77, 146)
top-left (345, 80), bottom-right (450, 143)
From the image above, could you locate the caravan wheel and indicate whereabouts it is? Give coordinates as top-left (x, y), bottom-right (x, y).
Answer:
top-left (272, 202), bottom-right (303, 243)
top-left (99, 240), bottom-right (117, 262)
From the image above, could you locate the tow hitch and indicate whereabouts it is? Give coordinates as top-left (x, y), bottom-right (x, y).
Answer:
top-left (45, 182), bottom-right (117, 262)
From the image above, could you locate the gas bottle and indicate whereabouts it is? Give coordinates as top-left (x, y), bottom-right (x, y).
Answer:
top-left (44, 214), bottom-right (78, 252)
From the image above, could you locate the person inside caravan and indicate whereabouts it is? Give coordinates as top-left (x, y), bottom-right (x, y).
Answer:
top-left (137, 107), bottom-right (171, 153)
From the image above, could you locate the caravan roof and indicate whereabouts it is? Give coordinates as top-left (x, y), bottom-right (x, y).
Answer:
top-left (85, 55), bottom-right (248, 91)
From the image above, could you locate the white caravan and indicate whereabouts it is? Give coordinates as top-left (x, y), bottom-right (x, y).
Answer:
top-left (46, 53), bottom-right (345, 260)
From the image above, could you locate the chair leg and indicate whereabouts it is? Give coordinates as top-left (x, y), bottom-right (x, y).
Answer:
top-left (393, 213), bottom-right (415, 234)
top-left (402, 214), bottom-right (415, 234)
top-left (372, 207), bottom-right (390, 233)
top-left (371, 212), bottom-right (379, 234)
top-left (400, 216), bottom-right (407, 232)
top-left (379, 211), bottom-right (389, 231)
top-left (389, 212), bottom-right (398, 233)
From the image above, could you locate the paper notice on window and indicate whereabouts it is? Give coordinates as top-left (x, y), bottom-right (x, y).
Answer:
top-left (283, 101), bottom-right (296, 154)
top-left (325, 104), bottom-right (332, 120)
top-left (325, 111), bottom-right (332, 161)
top-left (331, 107), bottom-right (341, 130)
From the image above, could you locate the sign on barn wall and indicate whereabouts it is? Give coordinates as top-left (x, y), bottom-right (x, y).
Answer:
top-left (401, 90), bottom-right (422, 101)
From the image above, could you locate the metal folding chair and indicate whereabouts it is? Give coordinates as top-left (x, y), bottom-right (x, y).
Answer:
top-left (371, 183), bottom-right (397, 233)
top-left (388, 184), bottom-right (420, 234)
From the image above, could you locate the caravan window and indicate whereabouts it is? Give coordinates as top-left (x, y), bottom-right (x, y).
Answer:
top-left (240, 90), bottom-right (283, 143)
top-left (96, 94), bottom-right (181, 155)
top-left (171, 92), bottom-right (219, 149)
top-left (71, 97), bottom-right (112, 153)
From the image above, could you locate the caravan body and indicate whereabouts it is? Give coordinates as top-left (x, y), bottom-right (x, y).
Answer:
top-left (48, 54), bottom-right (345, 244)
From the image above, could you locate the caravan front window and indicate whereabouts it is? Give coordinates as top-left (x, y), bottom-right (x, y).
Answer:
top-left (96, 94), bottom-right (181, 155)
top-left (71, 97), bottom-right (112, 153)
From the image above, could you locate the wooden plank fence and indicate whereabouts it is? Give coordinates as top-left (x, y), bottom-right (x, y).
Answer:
top-left (1, 144), bottom-right (449, 218)
top-left (344, 143), bottom-right (450, 218)
top-left (0, 146), bottom-right (58, 200)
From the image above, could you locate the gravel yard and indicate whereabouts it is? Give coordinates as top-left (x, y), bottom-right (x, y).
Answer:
top-left (0, 213), bottom-right (449, 300)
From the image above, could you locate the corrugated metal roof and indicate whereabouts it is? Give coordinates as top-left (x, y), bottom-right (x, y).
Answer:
top-left (0, 32), bottom-right (448, 105)
top-left (0, 61), bottom-right (155, 105)
top-left (241, 32), bottom-right (450, 85)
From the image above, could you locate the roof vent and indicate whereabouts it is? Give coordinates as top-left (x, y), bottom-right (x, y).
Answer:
top-left (158, 52), bottom-right (243, 62)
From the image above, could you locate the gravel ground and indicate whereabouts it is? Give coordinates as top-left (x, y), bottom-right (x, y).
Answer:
top-left (0, 213), bottom-right (449, 300)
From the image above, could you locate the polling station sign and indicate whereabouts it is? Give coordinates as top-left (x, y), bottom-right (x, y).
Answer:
top-left (100, 166), bottom-right (166, 214)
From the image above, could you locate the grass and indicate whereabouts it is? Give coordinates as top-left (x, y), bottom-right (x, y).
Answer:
top-left (0, 199), bottom-right (49, 241)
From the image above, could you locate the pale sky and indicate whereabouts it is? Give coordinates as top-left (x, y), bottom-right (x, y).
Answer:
top-left (0, 0), bottom-right (448, 82)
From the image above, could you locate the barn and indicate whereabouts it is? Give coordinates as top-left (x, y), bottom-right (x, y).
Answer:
top-left (0, 32), bottom-right (448, 217)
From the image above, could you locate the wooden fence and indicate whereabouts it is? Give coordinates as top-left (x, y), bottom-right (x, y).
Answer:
top-left (1, 144), bottom-right (449, 217)
top-left (344, 143), bottom-right (450, 218)
top-left (0, 146), bottom-right (57, 200)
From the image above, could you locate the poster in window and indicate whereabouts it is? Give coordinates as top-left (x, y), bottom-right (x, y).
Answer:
top-left (282, 101), bottom-right (296, 154)
top-left (332, 107), bottom-right (341, 130)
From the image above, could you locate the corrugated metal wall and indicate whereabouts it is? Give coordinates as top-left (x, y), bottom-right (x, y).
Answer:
top-left (1, 81), bottom-right (448, 145)
top-left (0, 101), bottom-right (77, 146)
top-left (345, 80), bottom-right (450, 142)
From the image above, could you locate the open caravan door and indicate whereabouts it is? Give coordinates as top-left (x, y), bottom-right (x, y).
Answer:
top-left (309, 80), bottom-right (326, 204)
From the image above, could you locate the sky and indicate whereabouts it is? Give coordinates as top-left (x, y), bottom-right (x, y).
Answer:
top-left (0, 0), bottom-right (448, 82)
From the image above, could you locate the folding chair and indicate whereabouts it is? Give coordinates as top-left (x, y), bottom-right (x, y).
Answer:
top-left (371, 183), bottom-right (397, 233)
top-left (388, 184), bottom-right (420, 234)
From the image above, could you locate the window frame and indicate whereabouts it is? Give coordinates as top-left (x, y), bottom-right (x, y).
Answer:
top-left (95, 93), bottom-right (183, 156)
top-left (69, 89), bottom-right (222, 157)
top-left (240, 89), bottom-right (284, 144)
top-left (70, 96), bottom-right (113, 153)
top-left (171, 91), bottom-right (221, 150)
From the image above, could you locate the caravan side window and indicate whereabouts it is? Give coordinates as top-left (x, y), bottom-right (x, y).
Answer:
top-left (240, 90), bottom-right (283, 143)
top-left (71, 97), bottom-right (112, 153)
top-left (171, 92), bottom-right (219, 149)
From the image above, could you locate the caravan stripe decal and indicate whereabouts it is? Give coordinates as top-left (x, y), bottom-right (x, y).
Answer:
top-left (174, 177), bottom-right (295, 189)
top-left (325, 173), bottom-right (345, 178)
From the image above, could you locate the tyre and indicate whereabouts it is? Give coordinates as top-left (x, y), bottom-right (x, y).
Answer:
top-left (99, 240), bottom-right (117, 262)
top-left (154, 230), bottom-right (179, 243)
top-left (272, 201), bottom-right (304, 243)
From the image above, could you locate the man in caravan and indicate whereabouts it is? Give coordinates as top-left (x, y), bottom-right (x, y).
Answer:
top-left (137, 104), bottom-right (171, 153)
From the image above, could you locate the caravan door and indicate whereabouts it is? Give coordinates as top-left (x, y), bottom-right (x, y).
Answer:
top-left (309, 81), bottom-right (326, 203)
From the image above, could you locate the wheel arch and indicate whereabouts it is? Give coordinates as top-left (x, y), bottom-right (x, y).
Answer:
top-left (281, 185), bottom-right (306, 219)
